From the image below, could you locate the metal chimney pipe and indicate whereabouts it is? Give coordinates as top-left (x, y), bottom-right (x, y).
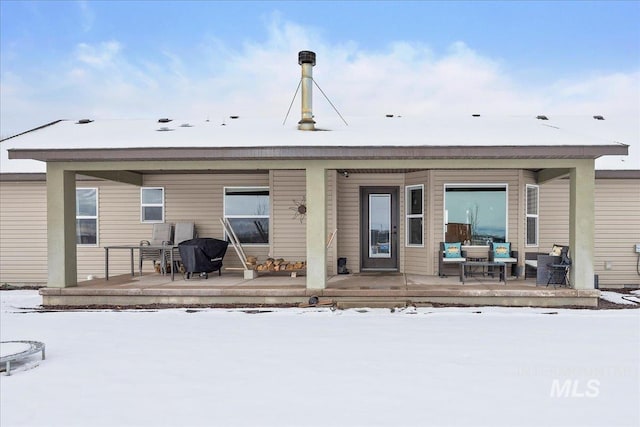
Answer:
top-left (298, 50), bottom-right (316, 131)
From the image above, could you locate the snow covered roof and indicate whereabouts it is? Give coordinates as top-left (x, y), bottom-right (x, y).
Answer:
top-left (1, 114), bottom-right (637, 174)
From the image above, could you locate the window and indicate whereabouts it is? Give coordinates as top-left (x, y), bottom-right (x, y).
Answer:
top-left (444, 184), bottom-right (507, 244)
top-left (141, 187), bottom-right (164, 223)
top-left (76, 188), bottom-right (98, 245)
top-left (224, 187), bottom-right (269, 244)
top-left (526, 184), bottom-right (539, 246)
top-left (406, 185), bottom-right (424, 246)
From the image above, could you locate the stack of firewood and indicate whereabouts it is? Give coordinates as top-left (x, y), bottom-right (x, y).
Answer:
top-left (249, 257), bottom-right (306, 272)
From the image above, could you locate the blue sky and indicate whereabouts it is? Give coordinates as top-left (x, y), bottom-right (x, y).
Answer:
top-left (1, 0), bottom-right (639, 137)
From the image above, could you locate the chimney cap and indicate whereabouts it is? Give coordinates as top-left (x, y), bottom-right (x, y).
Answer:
top-left (298, 51), bottom-right (316, 66)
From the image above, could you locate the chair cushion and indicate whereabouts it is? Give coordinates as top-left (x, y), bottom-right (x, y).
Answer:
top-left (524, 260), bottom-right (538, 268)
top-left (444, 242), bottom-right (462, 258)
top-left (494, 257), bottom-right (517, 263)
top-left (493, 242), bottom-right (511, 258)
top-left (443, 257), bottom-right (466, 263)
top-left (549, 244), bottom-right (564, 256)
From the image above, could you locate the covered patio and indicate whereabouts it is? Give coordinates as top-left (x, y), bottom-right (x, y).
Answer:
top-left (39, 271), bottom-right (600, 308)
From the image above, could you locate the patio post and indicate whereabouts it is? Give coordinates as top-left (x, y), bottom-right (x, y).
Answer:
top-left (46, 164), bottom-right (77, 288)
top-left (305, 165), bottom-right (327, 289)
top-left (569, 161), bottom-right (595, 289)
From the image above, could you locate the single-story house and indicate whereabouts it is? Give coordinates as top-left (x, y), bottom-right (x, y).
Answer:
top-left (0, 51), bottom-right (638, 305)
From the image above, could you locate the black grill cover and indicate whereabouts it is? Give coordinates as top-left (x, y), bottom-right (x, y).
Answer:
top-left (178, 238), bottom-right (229, 274)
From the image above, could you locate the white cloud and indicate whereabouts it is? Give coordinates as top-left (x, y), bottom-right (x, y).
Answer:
top-left (75, 41), bottom-right (122, 67)
top-left (1, 17), bottom-right (638, 138)
top-left (78, 0), bottom-right (95, 33)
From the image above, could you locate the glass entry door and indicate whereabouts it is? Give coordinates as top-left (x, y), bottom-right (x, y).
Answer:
top-left (360, 187), bottom-right (399, 270)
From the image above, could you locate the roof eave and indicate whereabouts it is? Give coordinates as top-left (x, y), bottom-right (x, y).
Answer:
top-left (8, 144), bottom-right (629, 162)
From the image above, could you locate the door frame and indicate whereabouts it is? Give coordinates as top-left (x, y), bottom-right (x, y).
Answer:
top-left (360, 186), bottom-right (400, 271)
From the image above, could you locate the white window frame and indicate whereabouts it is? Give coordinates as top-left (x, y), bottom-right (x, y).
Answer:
top-left (76, 187), bottom-right (99, 246)
top-left (526, 184), bottom-right (539, 247)
top-left (405, 184), bottom-right (424, 247)
top-left (223, 186), bottom-right (270, 246)
top-left (443, 183), bottom-right (509, 245)
top-left (140, 187), bottom-right (165, 223)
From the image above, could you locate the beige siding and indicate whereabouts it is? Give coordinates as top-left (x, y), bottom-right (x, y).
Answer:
top-left (2, 171), bottom-right (638, 287)
top-left (143, 173), bottom-right (270, 270)
top-left (595, 179), bottom-right (640, 286)
top-left (0, 181), bottom-right (48, 283)
top-left (0, 174), bottom-right (272, 283)
top-left (538, 180), bottom-right (570, 250)
top-left (271, 170), bottom-right (306, 261)
top-left (404, 171), bottom-right (429, 275)
top-left (539, 178), bottom-right (640, 287)
top-left (336, 173), bottom-right (405, 274)
top-left (430, 170), bottom-right (522, 275)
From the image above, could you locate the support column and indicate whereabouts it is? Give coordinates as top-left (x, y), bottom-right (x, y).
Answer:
top-left (306, 166), bottom-right (327, 289)
top-left (47, 164), bottom-right (77, 288)
top-left (569, 161), bottom-right (595, 289)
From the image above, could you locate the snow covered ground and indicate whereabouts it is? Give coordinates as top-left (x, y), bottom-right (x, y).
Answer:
top-left (1, 290), bottom-right (639, 427)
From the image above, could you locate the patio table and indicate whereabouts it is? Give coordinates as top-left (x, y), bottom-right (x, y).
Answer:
top-left (104, 244), bottom-right (176, 281)
top-left (460, 261), bottom-right (506, 284)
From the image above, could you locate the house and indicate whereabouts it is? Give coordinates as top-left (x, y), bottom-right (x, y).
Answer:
top-left (0, 51), bottom-right (638, 305)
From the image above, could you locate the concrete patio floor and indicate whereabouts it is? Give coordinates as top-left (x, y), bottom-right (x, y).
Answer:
top-left (39, 270), bottom-right (600, 308)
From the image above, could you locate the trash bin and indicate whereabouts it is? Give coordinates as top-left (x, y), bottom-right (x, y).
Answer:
top-left (338, 257), bottom-right (349, 274)
top-left (514, 265), bottom-right (523, 278)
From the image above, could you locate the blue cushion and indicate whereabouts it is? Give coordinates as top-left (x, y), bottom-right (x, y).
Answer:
top-left (444, 242), bottom-right (462, 258)
top-left (493, 243), bottom-right (511, 258)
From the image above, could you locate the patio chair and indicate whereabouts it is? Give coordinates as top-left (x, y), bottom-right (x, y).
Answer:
top-left (488, 242), bottom-right (519, 277)
top-left (139, 223), bottom-right (173, 275)
top-left (172, 222), bottom-right (196, 272)
top-left (438, 242), bottom-right (467, 277)
top-left (547, 246), bottom-right (571, 287)
top-left (524, 244), bottom-right (567, 285)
